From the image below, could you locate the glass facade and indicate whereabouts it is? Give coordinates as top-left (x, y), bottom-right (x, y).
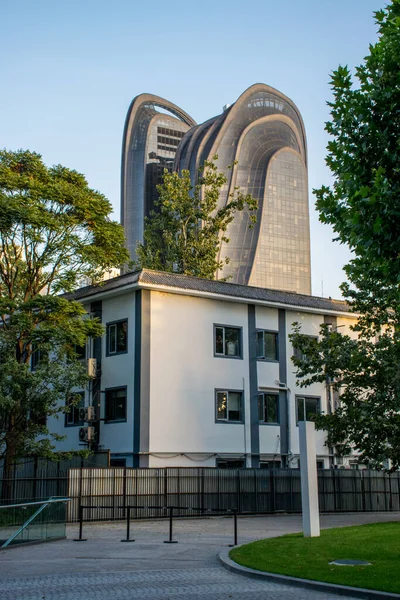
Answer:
top-left (121, 84), bottom-right (311, 294)
top-left (121, 95), bottom-right (196, 261)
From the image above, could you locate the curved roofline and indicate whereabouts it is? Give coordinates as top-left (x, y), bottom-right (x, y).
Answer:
top-left (215, 116), bottom-right (306, 281)
top-left (121, 93), bottom-right (196, 224)
top-left (208, 83), bottom-right (307, 163)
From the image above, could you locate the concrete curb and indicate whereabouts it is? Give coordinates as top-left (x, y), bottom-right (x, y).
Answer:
top-left (218, 547), bottom-right (400, 600)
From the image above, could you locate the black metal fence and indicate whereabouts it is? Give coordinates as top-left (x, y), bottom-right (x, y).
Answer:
top-left (0, 454), bottom-right (109, 505)
top-left (67, 467), bottom-right (400, 523)
top-left (1, 465), bottom-right (399, 520)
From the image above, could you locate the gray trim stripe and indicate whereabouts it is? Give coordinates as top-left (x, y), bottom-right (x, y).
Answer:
top-left (133, 289), bottom-right (151, 468)
top-left (248, 305), bottom-right (259, 468)
top-left (278, 309), bottom-right (288, 463)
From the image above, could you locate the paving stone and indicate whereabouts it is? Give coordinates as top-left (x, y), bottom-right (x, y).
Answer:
top-left (1, 512), bottom-right (398, 600)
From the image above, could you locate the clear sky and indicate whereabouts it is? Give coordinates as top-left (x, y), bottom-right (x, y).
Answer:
top-left (1, 0), bottom-right (384, 298)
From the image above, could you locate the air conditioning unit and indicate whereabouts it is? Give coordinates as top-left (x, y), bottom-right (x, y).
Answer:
top-left (78, 406), bottom-right (96, 422)
top-left (79, 426), bottom-right (95, 443)
top-left (87, 358), bottom-right (97, 378)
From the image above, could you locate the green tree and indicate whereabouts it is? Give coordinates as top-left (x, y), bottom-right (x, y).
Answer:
top-left (291, 1), bottom-right (400, 470)
top-left (0, 149), bottom-right (130, 486)
top-left (136, 158), bottom-right (258, 279)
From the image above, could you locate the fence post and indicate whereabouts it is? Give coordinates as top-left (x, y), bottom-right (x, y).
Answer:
top-left (253, 470), bottom-right (258, 513)
top-left (122, 467), bottom-right (127, 518)
top-left (164, 506), bottom-right (178, 543)
top-left (73, 506), bottom-right (87, 541)
top-left (121, 506), bottom-right (135, 542)
top-left (229, 509), bottom-right (238, 547)
top-left (361, 471), bottom-right (366, 511)
top-left (271, 469), bottom-right (276, 512)
top-left (33, 456), bottom-right (38, 501)
top-left (163, 469), bottom-right (168, 517)
top-left (236, 469), bottom-right (240, 514)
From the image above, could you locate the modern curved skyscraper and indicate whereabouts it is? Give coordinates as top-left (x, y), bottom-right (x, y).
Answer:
top-left (121, 84), bottom-right (311, 294)
top-left (121, 94), bottom-right (196, 261)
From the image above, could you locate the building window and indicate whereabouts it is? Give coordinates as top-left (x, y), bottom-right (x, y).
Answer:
top-left (107, 320), bottom-right (128, 355)
top-left (296, 396), bottom-right (320, 423)
top-left (74, 344), bottom-right (86, 360)
top-left (216, 390), bottom-right (243, 422)
top-left (297, 459), bottom-right (325, 470)
top-left (216, 458), bottom-right (245, 469)
top-left (292, 335), bottom-right (317, 362)
top-left (110, 458), bottom-right (127, 467)
top-left (260, 460), bottom-right (281, 469)
top-left (105, 387), bottom-right (127, 422)
top-left (256, 330), bottom-right (278, 361)
top-left (31, 344), bottom-right (48, 370)
top-left (258, 393), bottom-right (279, 424)
top-left (65, 392), bottom-right (84, 427)
top-left (214, 325), bottom-right (241, 358)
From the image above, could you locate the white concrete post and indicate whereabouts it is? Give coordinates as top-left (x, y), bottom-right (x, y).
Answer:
top-left (299, 420), bottom-right (320, 537)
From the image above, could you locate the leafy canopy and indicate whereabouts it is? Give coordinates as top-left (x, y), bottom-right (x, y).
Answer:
top-left (136, 158), bottom-right (258, 279)
top-left (291, 1), bottom-right (400, 470)
top-left (0, 149), bottom-right (129, 468)
top-left (314, 1), bottom-right (400, 333)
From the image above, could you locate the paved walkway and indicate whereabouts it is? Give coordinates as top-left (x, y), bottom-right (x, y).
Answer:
top-left (0, 512), bottom-right (399, 599)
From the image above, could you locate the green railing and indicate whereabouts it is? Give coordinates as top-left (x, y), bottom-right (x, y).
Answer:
top-left (0, 497), bottom-right (70, 548)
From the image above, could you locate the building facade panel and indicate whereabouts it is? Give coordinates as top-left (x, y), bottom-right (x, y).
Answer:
top-left (50, 272), bottom-right (359, 469)
top-left (122, 84), bottom-right (311, 293)
top-left (121, 94), bottom-right (196, 262)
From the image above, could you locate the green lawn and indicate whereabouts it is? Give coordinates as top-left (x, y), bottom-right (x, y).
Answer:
top-left (230, 522), bottom-right (400, 594)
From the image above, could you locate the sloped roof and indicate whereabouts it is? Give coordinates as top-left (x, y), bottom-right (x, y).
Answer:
top-left (67, 269), bottom-right (351, 315)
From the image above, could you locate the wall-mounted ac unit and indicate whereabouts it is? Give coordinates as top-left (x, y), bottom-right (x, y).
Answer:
top-left (78, 406), bottom-right (96, 422)
top-left (87, 358), bottom-right (97, 378)
top-left (79, 426), bottom-right (95, 443)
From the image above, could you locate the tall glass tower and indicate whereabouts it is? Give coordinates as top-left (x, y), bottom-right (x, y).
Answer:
top-left (121, 94), bottom-right (196, 261)
top-left (121, 84), bottom-right (311, 295)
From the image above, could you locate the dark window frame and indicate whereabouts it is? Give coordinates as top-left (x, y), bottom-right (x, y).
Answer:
top-left (106, 319), bottom-right (128, 357)
top-left (215, 389), bottom-right (244, 424)
top-left (31, 343), bottom-right (48, 371)
top-left (74, 343), bottom-right (86, 360)
top-left (216, 458), bottom-right (245, 469)
top-left (292, 335), bottom-right (318, 362)
top-left (65, 392), bottom-right (85, 427)
top-left (258, 392), bottom-right (280, 424)
top-left (105, 386), bottom-right (128, 424)
top-left (256, 329), bottom-right (279, 362)
top-left (296, 395), bottom-right (321, 425)
top-left (213, 324), bottom-right (243, 359)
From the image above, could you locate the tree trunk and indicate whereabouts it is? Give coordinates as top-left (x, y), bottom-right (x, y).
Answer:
top-left (1, 426), bottom-right (16, 504)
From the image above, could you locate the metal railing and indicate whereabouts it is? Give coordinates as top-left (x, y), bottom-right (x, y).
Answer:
top-left (0, 497), bottom-right (70, 548)
top-left (67, 467), bottom-right (400, 522)
top-left (74, 504), bottom-right (239, 546)
top-left (2, 467), bottom-right (400, 523)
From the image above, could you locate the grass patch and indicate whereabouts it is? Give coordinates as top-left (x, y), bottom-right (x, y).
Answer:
top-left (230, 522), bottom-right (400, 594)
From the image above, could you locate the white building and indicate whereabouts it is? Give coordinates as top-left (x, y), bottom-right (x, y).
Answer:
top-left (50, 270), bottom-right (357, 469)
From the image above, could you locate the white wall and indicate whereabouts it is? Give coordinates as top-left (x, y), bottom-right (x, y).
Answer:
top-left (149, 292), bottom-right (249, 466)
top-left (50, 283), bottom-right (359, 469)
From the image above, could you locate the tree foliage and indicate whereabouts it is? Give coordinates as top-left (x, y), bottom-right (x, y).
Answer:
top-left (136, 158), bottom-right (258, 279)
top-left (0, 149), bottom-right (129, 473)
top-left (290, 323), bottom-right (400, 470)
top-left (291, 1), bottom-right (400, 470)
top-left (314, 1), bottom-right (400, 332)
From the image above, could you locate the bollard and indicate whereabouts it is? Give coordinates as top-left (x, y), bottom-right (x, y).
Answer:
top-left (163, 506), bottom-right (178, 543)
top-left (229, 509), bottom-right (238, 547)
top-left (73, 505), bottom-right (87, 541)
top-left (121, 506), bottom-right (135, 542)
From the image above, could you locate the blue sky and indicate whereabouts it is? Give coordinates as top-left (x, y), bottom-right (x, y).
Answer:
top-left (1, 0), bottom-right (384, 298)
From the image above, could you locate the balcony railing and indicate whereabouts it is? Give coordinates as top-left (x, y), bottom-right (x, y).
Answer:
top-left (0, 497), bottom-right (70, 548)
